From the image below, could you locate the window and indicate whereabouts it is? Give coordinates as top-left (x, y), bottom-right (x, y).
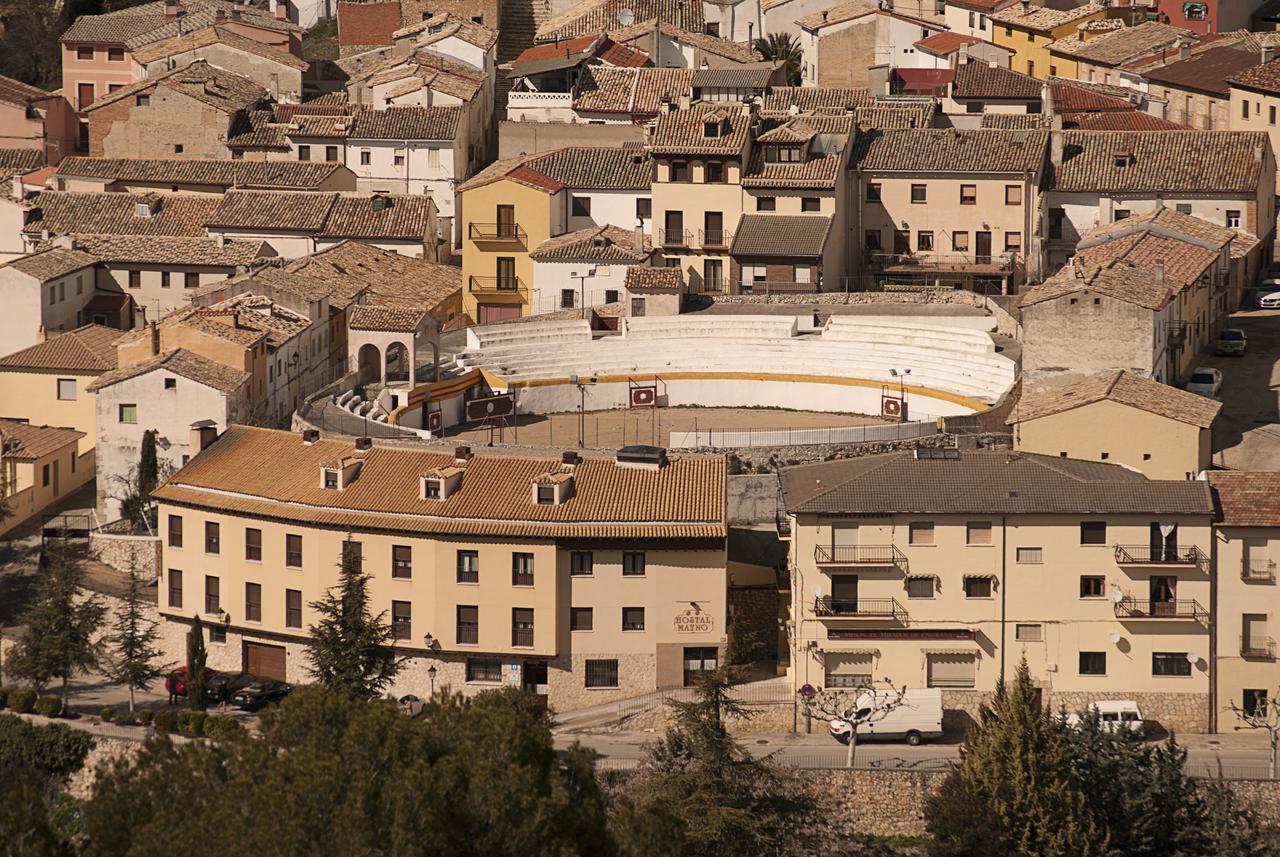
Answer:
top-left (57, 379), bottom-right (76, 400)
top-left (298, 145), bottom-right (311, 161)
top-left (285, 589), bottom-right (302, 628)
top-left (952, 231), bottom-right (969, 252)
top-left (1226, 210), bottom-right (1242, 228)
top-left (48, 285), bottom-right (56, 305)
top-left (1243, 100), bottom-right (1250, 120)
top-left (1004, 232), bottom-right (1022, 252)
top-left (1080, 521), bottom-right (1107, 545)
top-left (917, 231), bottom-right (934, 252)
top-left (467, 658), bottom-right (501, 682)
top-left (670, 161), bottom-right (690, 182)
top-left (910, 184), bottom-right (926, 203)
top-left (391, 601), bottom-right (412, 640)
top-left (164, 517), bottom-right (183, 551)
top-left (605, 290), bottom-right (619, 303)
top-left (864, 230), bottom-right (882, 251)
top-left (512, 608), bottom-right (534, 646)
top-left (285, 534), bottom-right (302, 568)
top-left (906, 576), bottom-right (935, 599)
top-left (636, 198), bottom-right (651, 219)
top-left (909, 521), bottom-right (934, 545)
top-left (422, 479), bottom-right (441, 500)
top-left (1077, 575), bottom-right (1105, 598)
top-left (570, 551), bottom-right (593, 576)
top-left (535, 484), bottom-right (555, 505)
top-left (1016, 546), bottom-right (1042, 563)
top-left (585, 659), bottom-right (619, 688)
top-left (128, 270), bottom-right (140, 289)
top-left (960, 184), bottom-right (976, 205)
top-left (964, 576), bottom-right (993, 598)
top-left (40, 463), bottom-right (49, 487)
top-left (184, 272), bottom-right (199, 289)
top-left (245, 527), bottom-right (262, 561)
top-left (1244, 689), bottom-right (1269, 717)
top-left (136, 94), bottom-right (149, 107)
top-left (801, 197), bottom-right (820, 212)
top-left (76, 46), bottom-right (94, 60)
top-left (325, 145), bottom-right (338, 162)
top-left (456, 605), bottom-right (478, 644)
top-left (1114, 208), bottom-right (1130, 221)
top-left (160, 271), bottom-right (170, 289)
top-left (560, 289), bottom-right (575, 309)
top-left (204, 575), bottom-right (220, 614)
top-left (209, 626), bottom-right (226, 644)
top-left (570, 607), bottom-right (593, 631)
top-left (1005, 185), bottom-right (1022, 206)
top-left (623, 552), bottom-right (646, 576)
top-left (457, 550), bottom-right (479, 583)
top-left (116, 401), bottom-right (138, 425)
top-left (245, 582), bottom-right (261, 622)
top-left (966, 521), bottom-right (992, 545)
top-left (1080, 651), bottom-right (1106, 675)
top-left (571, 196), bottom-right (591, 216)
top-left (173, 144), bottom-right (183, 155)
top-left (392, 545), bottom-right (412, 579)
top-left (622, 607), bottom-right (645, 631)
top-left (927, 654), bottom-right (975, 688)
top-left (1152, 652), bottom-right (1192, 677)
top-left (205, 521), bottom-right (220, 554)
top-left (1015, 624), bottom-right (1042, 642)
top-left (1176, 204), bottom-right (1192, 215)
top-left (1271, 106), bottom-right (1276, 125)
top-left (512, 553), bottom-right (534, 586)
top-left (705, 162), bottom-right (724, 183)
top-left (360, 150), bottom-right (371, 165)
top-left (866, 183), bottom-right (881, 202)
top-left (1049, 207), bottom-right (1064, 239)
top-left (168, 569), bottom-right (182, 608)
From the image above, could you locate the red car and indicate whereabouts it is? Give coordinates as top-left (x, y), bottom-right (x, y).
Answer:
top-left (164, 666), bottom-right (221, 697)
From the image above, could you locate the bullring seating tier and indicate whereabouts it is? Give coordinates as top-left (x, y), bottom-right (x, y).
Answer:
top-left (455, 315), bottom-right (1016, 404)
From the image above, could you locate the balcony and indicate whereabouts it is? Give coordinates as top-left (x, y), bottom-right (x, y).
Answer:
top-left (468, 276), bottom-right (528, 297)
top-left (511, 627), bottom-right (534, 647)
top-left (814, 544), bottom-right (908, 570)
top-left (698, 228), bottom-right (732, 250)
top-left (660, 228), bottom-right (691, 248)
top-left (813, 597), bottom-right (908, 622)
top-left (1241, 636), bottom-right (1276, 659)
top-left (469, 223), bottom-right (527, 244)
top-left (1242, 559), bottom-right (1276, 583)
top-left (506, 90), bottom-right (573, 109)
top-left (1113, 597), bottom-right (1208, 622)
top-left (456, 624), bottom-right (478, 645)
top-left (865, 251), bottom-right (1020, 275)
top-left (1114, 544), bottom-right (1208, 568)
top-left (738, 280), bottom-right (822, 295)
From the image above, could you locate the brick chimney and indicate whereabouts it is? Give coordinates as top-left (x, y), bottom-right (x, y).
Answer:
top-left (163, 0), bottom-right (179, 19)
top-left (273, 0), bottom-right (288, 21)
top-left (149, 320), bottom-right (160, 356)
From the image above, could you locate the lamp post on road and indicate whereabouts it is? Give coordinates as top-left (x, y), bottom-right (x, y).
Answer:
top-left (568, 375), bottom-right (596, 449)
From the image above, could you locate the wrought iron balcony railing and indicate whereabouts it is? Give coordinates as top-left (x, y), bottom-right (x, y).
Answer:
top-left (698, 228), bottom-right (731, 249)
top-left (813, 597), bottom-right (908, 622)
top-left (1241, 636), bottom-right (1276, 659)
top-left (660, 228), bottom-right (691, 248)
top-left (814, 544), bottom-right (908, 569)
top-left (1113, 597), bottom-right (1208, 622)
top-left (1113, 544), bottom-right (1207, 567)
top-left (468, 276), bottom-right (528, 296)
top-left (469, 222), bottom-right (527, 243)
top-left (1243, 559), bottom-right (1277, 583)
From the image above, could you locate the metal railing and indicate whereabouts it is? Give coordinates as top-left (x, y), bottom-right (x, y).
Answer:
top-left (456, 624), bottom-right (478, 645)
top-left (698, 227), bottom-right (731, 249)
top-left (1113, 544), bottom-right (1208, 567)
top-left (668, 419), bottom-right (939, 449)
top-left (814, 544), bottom-right (908, 568)
top-left (1113, 597), bottom-right (1208, 621)
top-left (1241, 636), bottom-right (1276, 659)
top-left (1243, 559), bottom-right (1276, 582)
top-left (738, 280), bottom-right (824, 295)
top-left (468, 275), bottom-right (528, 296)
top-left (865, 251), bottom-right (1020, 272)
top-left (659, 227), bottom-right (691, 247)
top-left (511, 627), bottom-right (534, 647)
top-left (469, 222), bottom-right (526, 243)
top-left (813, 596), bottom-right (908, 621)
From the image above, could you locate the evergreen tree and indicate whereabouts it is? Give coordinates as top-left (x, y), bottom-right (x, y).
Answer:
top-left (104, 563), bottom-right (171, 712)
top-left (8, 545), bottom-right (106, 709)
top-left (304, 538), bottom-right (400, 700)
top-left (137, 430), bottom-right (158, 501)
top-left (185, 615), bottom-right (208, 712)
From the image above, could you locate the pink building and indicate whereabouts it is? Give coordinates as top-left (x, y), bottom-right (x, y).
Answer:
top-left (0, 76), bottom-right (77, 165)
top-left (1147, 0), bottom-right (1270, 34)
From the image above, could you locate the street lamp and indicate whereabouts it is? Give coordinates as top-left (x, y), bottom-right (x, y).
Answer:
top-left (568, 375), bottom-right (596, 449)
top-left (427, 665), bottom-right (437, 697)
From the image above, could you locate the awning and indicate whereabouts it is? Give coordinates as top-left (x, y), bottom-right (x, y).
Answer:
top-left (821, 648), bottom-right (880, 658)
top-left (921, 647), bottom-right (979, 656)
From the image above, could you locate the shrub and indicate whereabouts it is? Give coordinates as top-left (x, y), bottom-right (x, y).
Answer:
top-left (116, 710), bottom-right (136, 727)
top-left (176, 710), bottom-right (207, 737)
top-left (7, 689), bottom-right (36, 714)
top-left (203, 715), bottom-right (245, 741)
top-left (0, 713), bottom-right (94, 777)
top-left (137, 708), bottom-right (155, 726)
top-left (0, 687), bottom-right (10, 710)
top-left (152, 709), bottom-right (178, 734)
top-left (34, 696), bottom-right (63, 718)
top-left (100, 707), bottom-right (115, 723)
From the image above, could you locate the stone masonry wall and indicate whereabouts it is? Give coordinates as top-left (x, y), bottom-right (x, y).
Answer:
top-left (728, 586), bottom-right (779, 662)
top-left (942, 688), bottom-right (1211, 735)
top-left (88, 532), bottom-right (161, 578)
top-left (708, 433), bottom-right (954, 474)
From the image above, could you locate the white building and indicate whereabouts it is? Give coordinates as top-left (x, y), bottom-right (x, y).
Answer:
top-left (346, 106), bottom-right (465, 231)
top-left (528, 224), bottom-right (655, 314)
top-left (0, 247), bottom-right (104, 355)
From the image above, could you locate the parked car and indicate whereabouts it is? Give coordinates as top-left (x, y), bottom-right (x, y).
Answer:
top-left (207, 671), bottom-right (259, 703)
top-left (828, 688), bottom-right (944, 746)
top-left (1259, 291), bottom-right (1280, 309)
top-left (164, 666), bottom-right (221, 698)
top-left (1064, 700), bottom-right (1145, 735)
top-left (1185, 367), bottom-right (1223, 398)
top-left (231, 679), bottom-right (293, 711)
top-left (1215, 328), bottom-right (1248, 355)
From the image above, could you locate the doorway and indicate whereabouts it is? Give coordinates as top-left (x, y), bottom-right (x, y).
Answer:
top-left (1149, 522), bottom-right (1177, 562)
top-left (975, 231), bottom-right (992, 264)
top-left (522, 660), bottom-right (548, 697)
top-left (831, 574), bottom-right (858, 614)
top-left (682, 647), bottom-right (718, 686)
top-left (1149, 576), bottom-right (1177, 616)
top-left (496, 204), bottom-right (516, 239)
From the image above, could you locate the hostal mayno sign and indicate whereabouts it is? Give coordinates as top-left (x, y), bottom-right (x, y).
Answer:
top-left (674, 608), bottom-right (714, 634)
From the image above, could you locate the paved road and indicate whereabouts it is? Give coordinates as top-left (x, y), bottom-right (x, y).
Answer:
top-left (1203, 308), bottom-right (1280, 471)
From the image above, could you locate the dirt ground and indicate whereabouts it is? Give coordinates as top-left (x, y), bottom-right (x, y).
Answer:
top-left (438, 407), bottom-right (889, 449)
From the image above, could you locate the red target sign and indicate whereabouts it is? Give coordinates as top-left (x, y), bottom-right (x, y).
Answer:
top-left (881, 394), bottom-right (906, 422)
top-left (630, 385), bottom-right (657, 407)
top-left (465, 393), bottom-right (515, 422)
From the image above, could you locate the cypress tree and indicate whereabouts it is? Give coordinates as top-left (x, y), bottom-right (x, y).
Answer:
top-left (186, 614), bottom-right (208, 712)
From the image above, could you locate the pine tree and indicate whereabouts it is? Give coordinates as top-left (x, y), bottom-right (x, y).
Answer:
top-left (7, 544), bottom-right (106, 710)
top-left (105, 562), bottom-right (171, 712)
top-left (186, 614), bottom-right (208, 712)
top-left (304, 538), bottom-right (400, 700)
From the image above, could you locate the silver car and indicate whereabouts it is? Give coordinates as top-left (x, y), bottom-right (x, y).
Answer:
top-left (1215, 328), bottom-right (1247, 355)
top-left (1185, 367), bottom-right (1223, 398)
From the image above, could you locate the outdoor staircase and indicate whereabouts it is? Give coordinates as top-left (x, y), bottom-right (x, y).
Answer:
top-left (496, 0), bottom-right (551, 115)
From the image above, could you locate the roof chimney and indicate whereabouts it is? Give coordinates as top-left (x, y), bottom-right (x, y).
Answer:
top-left (163, 0), bottom-right (179, 18)
top-left (1265, 44), bottom-right (1278, 65)
top-left (1153, 262), bottom-right (1165, 284)
top-left (301, 428), bottom-right (320, 444)
top-left (634, 221), bottom-right (645, 253)
top-left (149, 320), bottom-right (160, 356)
top-left (1020, 0), bottom-right (1030, 11)
top-left (454, 444), bottom-right (472, 463)
top-left (214, 8), bottom-right (225, 22)
top-left (354, 436), bottom-right (373, 452)
top-left (561, 450), bottom-right (580, 467)
top-left (273, 0), bottom-right (287, 21)
top-left (1050, 129), bottom-right (1064, 168)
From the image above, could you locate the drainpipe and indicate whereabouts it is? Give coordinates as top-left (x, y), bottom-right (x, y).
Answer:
top-left (1208, 525), bottom-right (1218, 733)
top-left (999, 514), bottom-right (1008, 684)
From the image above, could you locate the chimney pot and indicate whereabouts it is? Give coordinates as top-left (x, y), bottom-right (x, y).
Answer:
top-left (149, 320), bottom-right (160, 356)
top-left (562, 450), bottom-right (580, 466)
top-left (354, 436), bottom-right (373, 451)
top-left (454, 444), bottom-right (472, 462)
top-left (302, 428), bottom-right (320, 444)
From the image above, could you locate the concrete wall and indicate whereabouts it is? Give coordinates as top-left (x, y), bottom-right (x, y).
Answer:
top-left (92, 88), bottom-right (243, 159)
top-left (0, 265), bottom-right (97, 354)
top-left (1021, 292), bottom-right (1169, 387)
top-left (97, 264), bottom-right (239, 321)
top-left (498, 122), bottom-right (647, 159)
top-left (0, 368), bottom-right (101, 455)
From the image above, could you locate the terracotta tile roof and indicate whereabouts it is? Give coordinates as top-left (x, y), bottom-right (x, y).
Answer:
top-left (1207, 472), bottom-right (1280, 527)
top-left (1050, 80), bottom-right (1134, 113)
top-left (1081, 206), bottom-right (1233, 247)
top-left (347, 105), bottom-right (461, 140)
top-left (207, 191), bottom-right (336, 231)
top-left (337, 0), bottom-right (400, 47)
top-left (691, 67), bottom-right (777, 90)
top-left (573, 66), bottom-right (695, 115)
top-left (129, 24), bottom-right (309, 69)
top-left (348, 305), bottom-right (427, 332)
top-left (760, 86), bottom-right (871, 117)
top-left (1066, 111), bottom-right (1188, 131)
top-left (991, 2), bottom-right (1104, 33)
top-left (392, 13), bottom-right (498, 50)
top-left (742, 144), bottom-right (844, 189)
top-left (530, 225), bottom-right (650, 263)
top-left (0, 419), bottom-right (83, 461)
top-left (4, 247), bottom-right (97, 281)
top-left (61, 0), bottom-right (300, 48)
top-left (114, 298), bottom-right (281, 350)
top-left (1075, 231), bottom-right (1217, 287)
top-left (24, 191), bottom-right (218, 238)
top-left (1048, 21), bottom-right (1192, 66)
top-left (318, 195), bottom-right (434, 240)
top-left (153, 424), bottom-right (727, 539)
top-left (88, 347), bottom-right (250, 395)
top-left (1012, 370), bottom-right (1220, 429)
top-left (1049, 130), bottom-right (1268, 193)
top-left (538, 0), bottom-right (704, 41)
top-left (1227, 57), bottom-right (1280, 95)
top-left (796, 0), bottom-right (879, 30)
top-left (0, 148), bottom-right (43, 173)
top-left (781, 448), bottom-right (1212, 516)
top-left (598, 39), bottom-right (649, 66)
top-left (0, 324), bottom-right (120, 372)
top-left (56, 156), bottom-right (348, 190)
top-left (855, 102), bottom-right (936, 129)
top-left (732, 214), bottom-right (831, 257)
top-left (85, 60), bottom-right (268, 115)
top-left (0, 74), bottom-right (53, 107)
top-left (625, 266), bottom-right (682, 291)
top-left (511, 34), bottom-right (599, 70)
top-left (952, 61), bottom-right (1043, 100)
top-left (946, 0), bottom-right (1015, 10)
top-left (68, 233), bottom-right (266, 267)
top-left (283, 241), bottom-right (459, 313)
top-left (608, 20), bottom-right (759, 63)
top-left (460, 147), bottom-right (653, 192)
top-left (1019, 260), bottom-right (1173, 311)
top-left (1144, 43), bottom-right (1260, 97)
top-left (915, 32), bottom-right (980, 55)
top-left (226, 110), bottom-right (290, 150)
top-left (981, 113), bottom-right (1048, 129)
top-left (852, 127), bottom-right (1048, 173)
top-left (650, 104), bottom-right (751, 155)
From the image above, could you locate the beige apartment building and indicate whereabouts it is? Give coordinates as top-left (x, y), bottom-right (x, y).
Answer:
top-left (151, 426), bottom-right (729, 709)
top-left (1228, 59), bottom-right (1280, 190)
top-left (781, 449), bottom-right (1217, 734)
top-left (0, 420), bottom-right (89, 538)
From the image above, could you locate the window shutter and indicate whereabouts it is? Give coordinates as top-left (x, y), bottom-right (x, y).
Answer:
top-left (927, 655), bottom-right (975, 688)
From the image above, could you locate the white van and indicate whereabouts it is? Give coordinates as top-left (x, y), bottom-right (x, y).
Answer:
top-left (827, 688), bottom-right (944, 746)
top-left (1064, 700), bottom-right (1144, 734)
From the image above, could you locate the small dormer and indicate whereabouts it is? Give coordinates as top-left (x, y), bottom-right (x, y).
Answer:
top-left (421, 465), bottom-right (464, 501)
top-left (532, 470), bottom-right (574, 505)
top-left (1112, 149), bottom-right (1135, 168)
top-left (134, 196), bottom-right (161, 219)
top-left (320, 456), bottom-right (363, 490)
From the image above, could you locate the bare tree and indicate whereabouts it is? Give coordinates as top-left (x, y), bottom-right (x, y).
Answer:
top-left (1230, 690), bottom-right (1280, 779)
top-left (802, 678), bottom-right (909, 768)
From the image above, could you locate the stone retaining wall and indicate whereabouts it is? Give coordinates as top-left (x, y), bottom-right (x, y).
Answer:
top-left (66, 737), bottom-right (140, 802)
top-left (88, 531), bottom-right (161, 578)
top-left (715, 434), bottom-right (954, 474)
top-left (942, 689), bottom-right (1210, 735)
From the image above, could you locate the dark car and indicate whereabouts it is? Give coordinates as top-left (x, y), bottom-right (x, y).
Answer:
top-left (207, 671), bottom-right (259, 704)
top-left (164, 666), bottom-right (221, 698)
top-left (231, 679), bottom-right (293, 711)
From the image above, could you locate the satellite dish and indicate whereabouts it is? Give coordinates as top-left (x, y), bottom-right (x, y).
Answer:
top-left (1107, 631), bottom-right (1120, 644)
top-left (1111, 588), bottom-right (1124, 604)
top-left (617, 8), bottom-right (635, 26)
top-left (1186, 652), bottom-right (1199, 664)
top-left (812, 586), bottom-right (822, 598)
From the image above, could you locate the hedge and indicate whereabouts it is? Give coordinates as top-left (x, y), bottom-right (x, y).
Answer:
top-left (7, 689), bottom-right (35, 714)
top-left (0, 713), bottom-right (95, 777)
top-left (137, 709), bottom-right (155, 726)
top-left (177, 711), bottom-right (207, 737)
top-left (34, 696), bottom-right (63, 718)
top-left (0, 687), bottom-right (10, 710)
top-left (203, 715), bottom-right (245, 741)
top-left (152, 709), bottom-right (178, 734)
top-left (100, 707), bottom-right (115, 723)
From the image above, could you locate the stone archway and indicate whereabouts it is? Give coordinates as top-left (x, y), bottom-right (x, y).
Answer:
top-left (357, 343), bottom-right (382, 385)
top-left (385, 340), bottom-right (411, 384)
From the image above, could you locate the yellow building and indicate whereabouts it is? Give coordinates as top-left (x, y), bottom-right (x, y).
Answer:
top-left (151, 425), bottom-right (728, 710)
top-left (1010, 370), bottom-right (1220, 480)
top-left (781, 449), bottom-right (1217, 734)
top-left (991, 2), bottom-right (1110, 79)
top-left (0, 420), bottom-right (90, 537)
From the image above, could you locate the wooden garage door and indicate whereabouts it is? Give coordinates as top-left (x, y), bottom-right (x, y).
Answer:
top-left (244, 642), bottom-right (287, 681)
top-left (477, 303), bottom-right (522, 324)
